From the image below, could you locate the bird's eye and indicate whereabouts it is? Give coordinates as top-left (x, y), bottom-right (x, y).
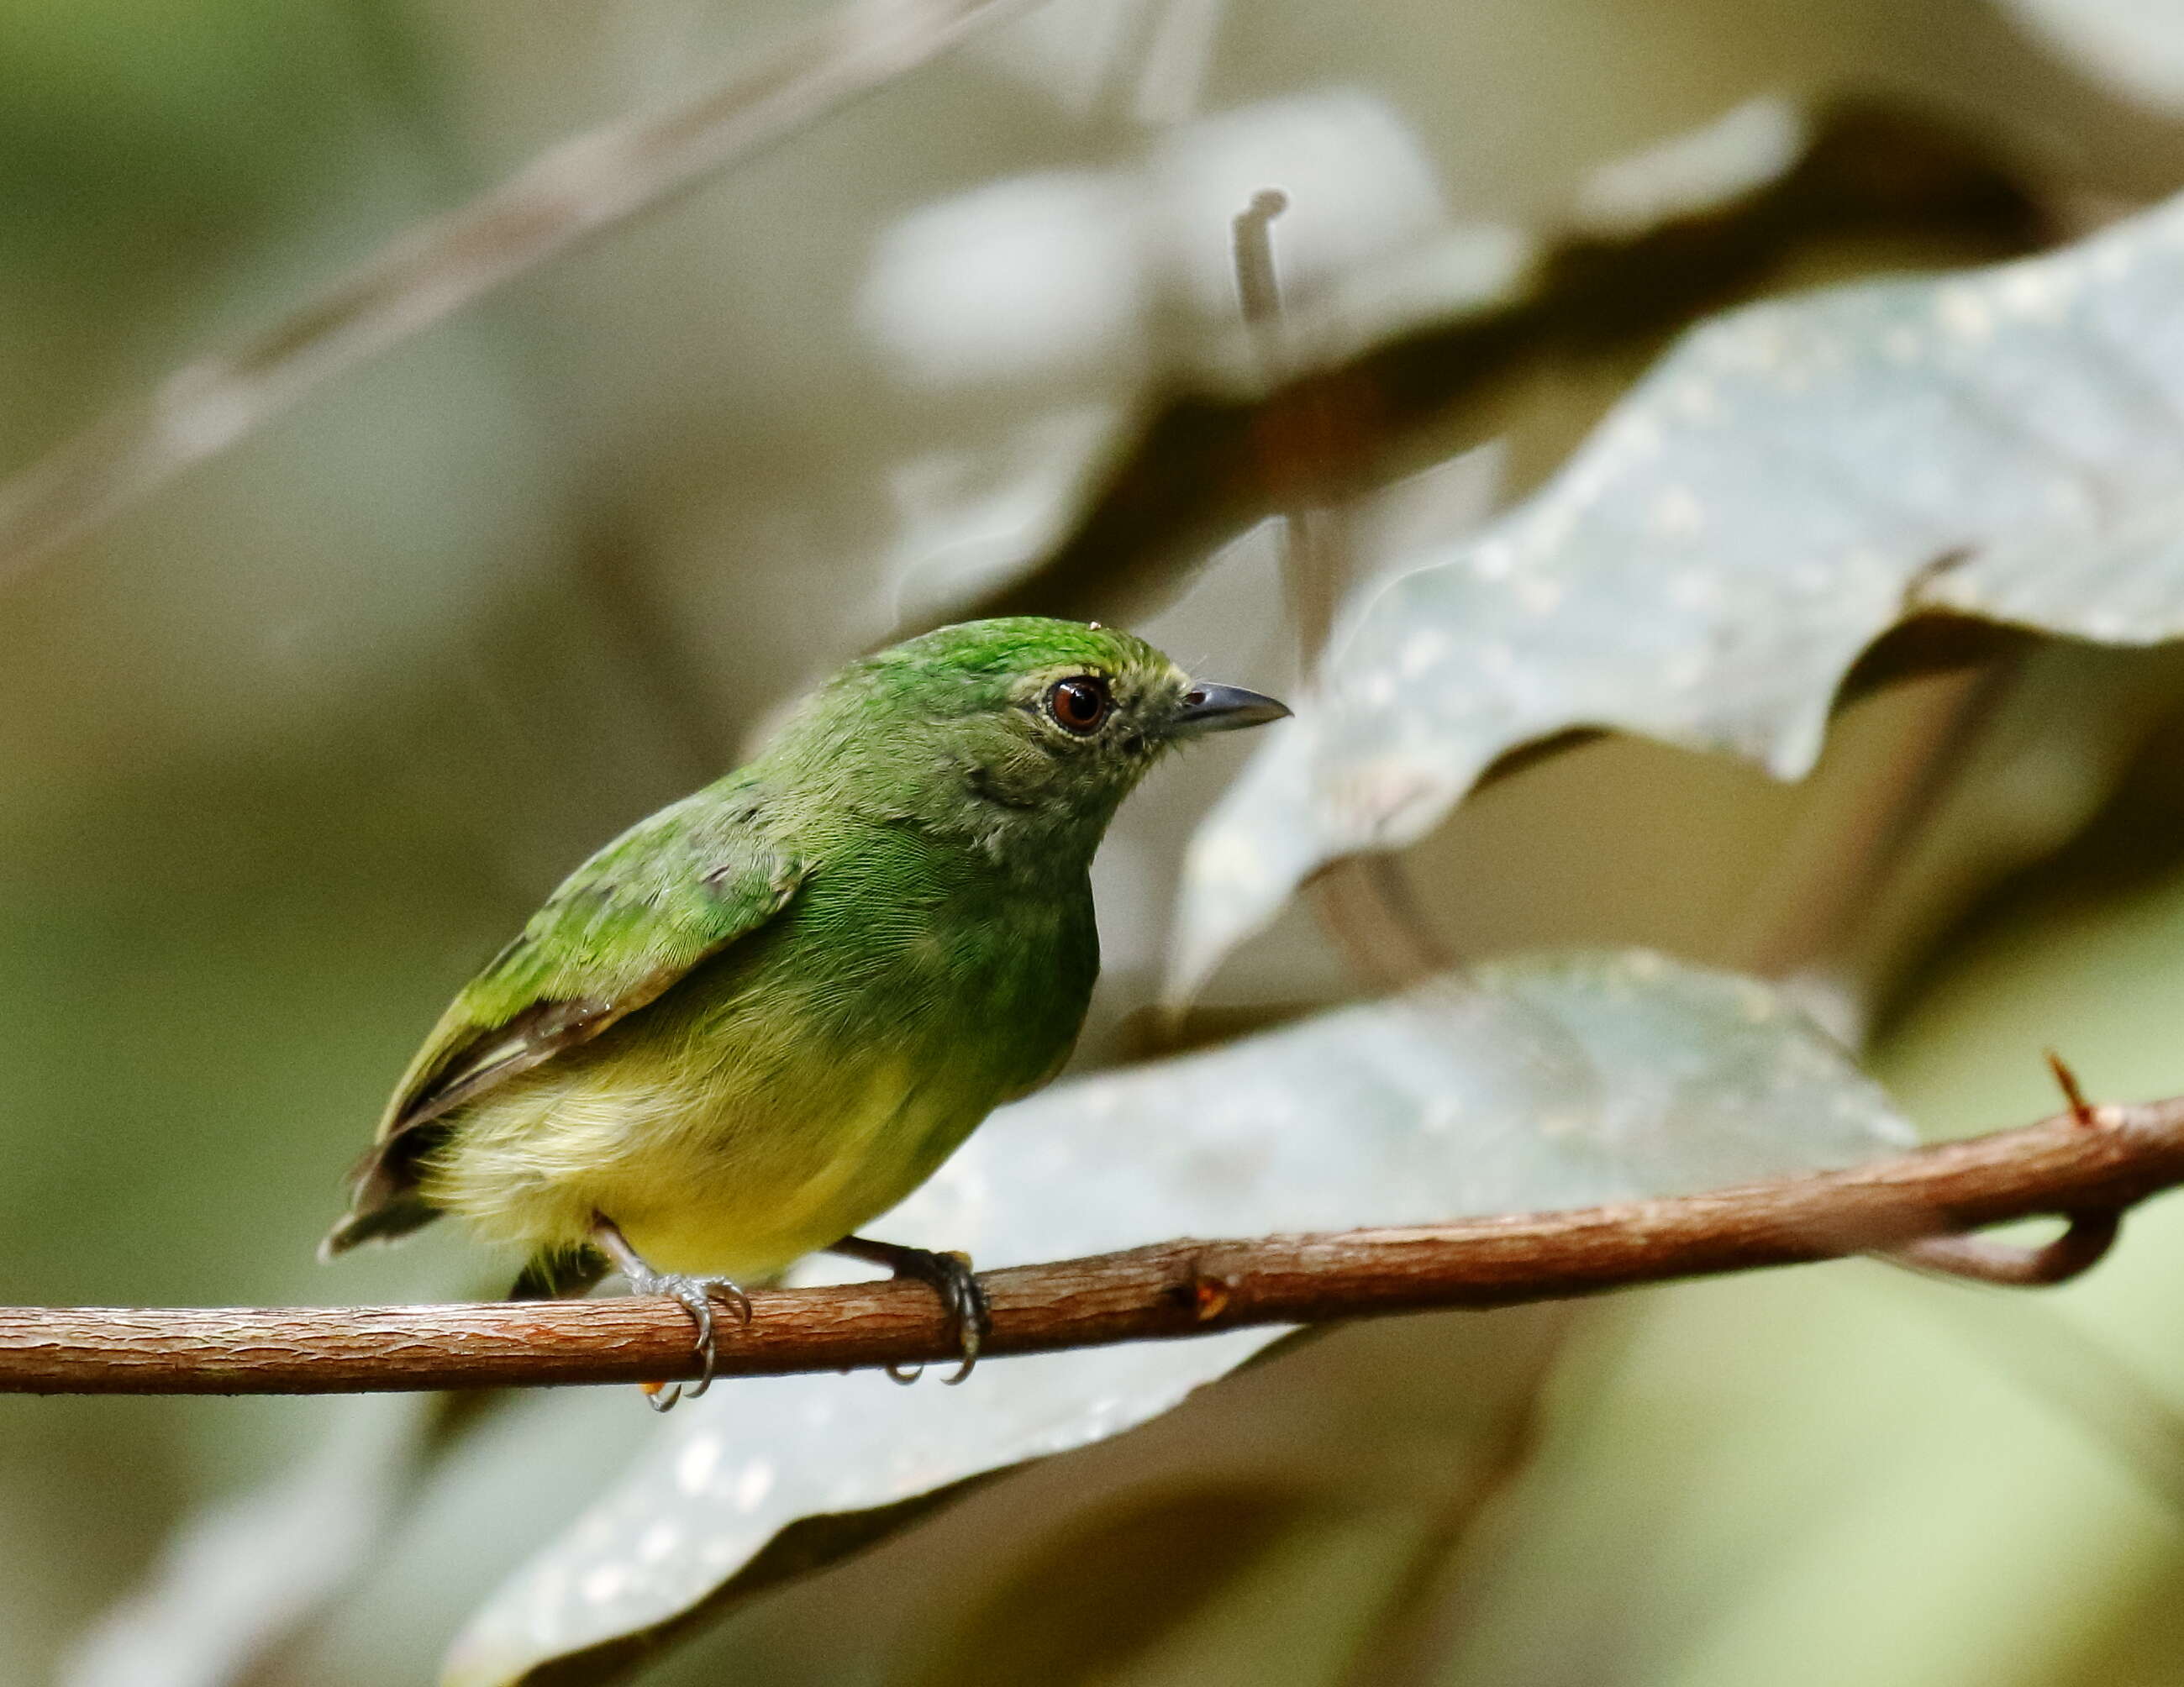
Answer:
top-left (1046, 675), bottom-right (1112, 734)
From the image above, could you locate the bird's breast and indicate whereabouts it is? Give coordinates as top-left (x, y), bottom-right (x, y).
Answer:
top-left (771, 844), bottom-right (1100, 1086)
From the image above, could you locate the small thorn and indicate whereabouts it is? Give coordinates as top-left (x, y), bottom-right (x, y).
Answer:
top-left (2046, 1049), bottom-right (2097, 1127)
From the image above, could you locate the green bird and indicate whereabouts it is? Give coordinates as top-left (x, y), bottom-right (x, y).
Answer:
top-left (322, 617), bottom-right (1287, 1405)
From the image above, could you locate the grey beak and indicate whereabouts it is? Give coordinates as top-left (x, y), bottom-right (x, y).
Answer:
top-left (1172, 681), bottom-right (1292, 734)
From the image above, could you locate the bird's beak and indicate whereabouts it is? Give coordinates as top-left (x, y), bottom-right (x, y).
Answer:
top-left (1170, 681), bottom-right (1292, 736)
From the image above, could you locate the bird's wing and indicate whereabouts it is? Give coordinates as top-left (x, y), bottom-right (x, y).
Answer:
top-left (387, 780), bottom-right (806, 1138)
top-left (325, 779), bottom-right (806, 1249)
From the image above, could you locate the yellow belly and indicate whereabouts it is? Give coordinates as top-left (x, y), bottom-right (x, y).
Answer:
top-left (418, 1043), bottom-right (972, 1280)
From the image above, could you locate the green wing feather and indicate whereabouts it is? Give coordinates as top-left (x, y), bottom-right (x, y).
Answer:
top-left (323, 775), bottom-right (808, 1253)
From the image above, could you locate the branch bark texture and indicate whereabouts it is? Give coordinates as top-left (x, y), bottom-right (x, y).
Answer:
top-left (3, 1095), bottom-right (2176, 1395)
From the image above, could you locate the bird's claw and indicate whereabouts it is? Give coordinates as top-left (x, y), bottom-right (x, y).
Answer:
top-left (869, 1246), bottom-right (988, 1386)
top-left (624, 1269), bottom-right (751, 1410)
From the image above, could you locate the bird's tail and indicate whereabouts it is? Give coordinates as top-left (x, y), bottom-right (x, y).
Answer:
top-left (317, 1195), bottom-right (440, 1261)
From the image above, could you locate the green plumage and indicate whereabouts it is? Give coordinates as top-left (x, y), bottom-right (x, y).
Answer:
top-left (322, 618), bottom-right (1283, 1291)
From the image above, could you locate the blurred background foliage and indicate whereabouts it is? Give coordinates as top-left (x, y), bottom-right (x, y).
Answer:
top-left (18, 0), bottom-right (2184, 1682)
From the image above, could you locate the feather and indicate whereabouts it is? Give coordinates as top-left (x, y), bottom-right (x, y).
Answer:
top-left (320, 773), bottom-right (807, 1258)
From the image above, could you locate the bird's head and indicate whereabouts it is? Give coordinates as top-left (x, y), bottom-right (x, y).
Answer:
top-left (777, 617), bottom-right (1288, 860)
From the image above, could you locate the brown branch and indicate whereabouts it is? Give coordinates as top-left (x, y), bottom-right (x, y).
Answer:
top-left (1876, 1051), bottom-right (2118, 1288)
top-left (5, 1093), bottom-right (2182, 1395)
top-left (0, 0), bottom-right (1029, 586)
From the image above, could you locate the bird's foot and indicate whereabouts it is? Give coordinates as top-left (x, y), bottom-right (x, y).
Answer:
top-left (623, 1267), bottom-right (753, 1411)
top-left (591, 1215), bottom-right (750, 1411)
top-left (829, 1236), bottom-right (989, 1385)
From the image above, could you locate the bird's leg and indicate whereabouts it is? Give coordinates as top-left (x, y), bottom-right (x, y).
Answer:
top-left (508, 1244), bottom-right (609, 1302)
top-left (829, 1236), bottom-right (989, 1385)
top-left (591, 1213), bottom-right (751, 1411)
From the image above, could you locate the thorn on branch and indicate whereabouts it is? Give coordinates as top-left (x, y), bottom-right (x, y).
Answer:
top-left (2047, 1048), bottom-right (2098, 1127)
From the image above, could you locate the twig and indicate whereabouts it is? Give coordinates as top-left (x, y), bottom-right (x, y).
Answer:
top-left (1230, 185), bottom-right (1344, 668)
top-left (1303, 851), bottom-right (1455, 987)
top-left (1889, 1214), bottom-right (2119, 1286)
top-left (7, 1091), bottom-right (2181, 1395)
top-left (0, 0), bottom-right (1030, 586)
top-left (1883, 1049), bottom-right (2120, 1284)
top-left (1735, 658), bottom-right (2018, 987)
top-left (1231, 187), bottom-right (1451, 988)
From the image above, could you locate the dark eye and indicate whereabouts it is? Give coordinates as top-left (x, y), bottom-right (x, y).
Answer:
top-left (1046, 675), bottom-right (1111, 734)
